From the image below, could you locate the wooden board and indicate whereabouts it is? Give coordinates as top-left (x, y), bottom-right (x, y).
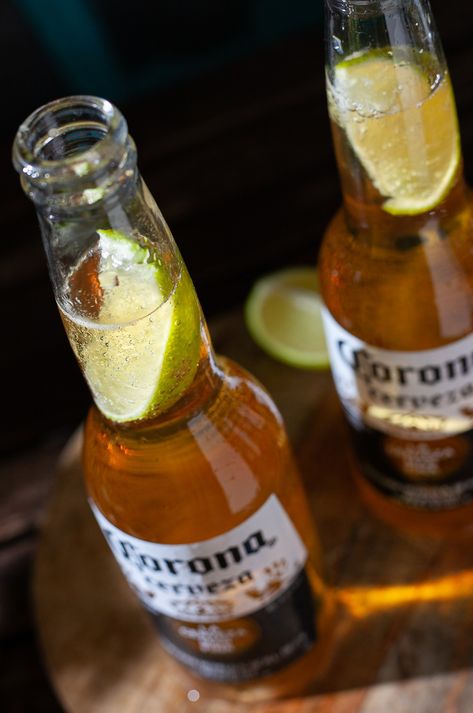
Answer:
top-left (34, 311), bottom-right (473, 712)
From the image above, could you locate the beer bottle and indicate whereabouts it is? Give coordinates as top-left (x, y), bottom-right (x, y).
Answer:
top-left (320, 0), bottom-right (473, 526)
top-left (13, 96), bottom-right (332, 695)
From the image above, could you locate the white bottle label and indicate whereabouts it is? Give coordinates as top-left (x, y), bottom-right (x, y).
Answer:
top-left (322, 307), bottom-right (473, 439)
top-left (91, 495), bottom-right (307, 623)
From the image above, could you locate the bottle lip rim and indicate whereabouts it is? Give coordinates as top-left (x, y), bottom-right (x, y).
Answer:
top-left (12, 95), bottom-right (128, 185)
top-left (325, 0), bottom-right (400, 11)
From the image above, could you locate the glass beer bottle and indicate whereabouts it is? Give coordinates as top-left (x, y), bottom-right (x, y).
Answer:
top-left (13, 96), bottom-right (332, 696)
top-left (320, 0), bottom-right (473, 528)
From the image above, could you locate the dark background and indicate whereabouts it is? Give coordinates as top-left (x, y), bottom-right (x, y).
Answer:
top-left (1, 0), bottom-right (473, 710)
top-left (2, 0), bottom-right (328, 454)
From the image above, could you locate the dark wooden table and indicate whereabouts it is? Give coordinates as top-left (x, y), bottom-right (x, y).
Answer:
top-left (2, 2), bottom-right (473, 709)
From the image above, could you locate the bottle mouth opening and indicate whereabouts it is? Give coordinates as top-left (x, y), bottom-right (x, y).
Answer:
top-left (12, 95), bottom-right (128, 186)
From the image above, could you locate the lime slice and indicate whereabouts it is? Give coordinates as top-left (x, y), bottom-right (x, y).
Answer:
top-left (245, 267), bottom-right (329, 369)
top-left (69, 230), bottom-right (201, 423)
top-left (330, 52), bottom-right (460, 215)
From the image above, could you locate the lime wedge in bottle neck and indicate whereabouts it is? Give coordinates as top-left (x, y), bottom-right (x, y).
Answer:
top-left (61, 230), bottom-right (202, 423)
top-left (329, 51), bottom-right (461, 215)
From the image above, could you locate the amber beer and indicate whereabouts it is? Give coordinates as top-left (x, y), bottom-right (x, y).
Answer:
top-left (13, 96), bottom-right (332, 697)
top-left (320, 0), bottom-right (473, 526)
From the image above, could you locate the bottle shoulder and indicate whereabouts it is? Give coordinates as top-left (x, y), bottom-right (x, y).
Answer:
top-left (319, 190), bottom-right (473, 349)
top-left (86, 355), bottom-right (285, 444)
top-left (82, 354), bottom-right (293, 539)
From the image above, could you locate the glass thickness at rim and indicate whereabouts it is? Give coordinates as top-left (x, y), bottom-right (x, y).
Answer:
top-left (12, 95), bottom-right (128, 186)
top-left (326, 0), bottom-right (407, 13)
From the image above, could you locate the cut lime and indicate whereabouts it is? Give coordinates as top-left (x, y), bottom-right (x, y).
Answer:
top-left (66, 230), bottom-right (201, 423)
top-left (330, 52), bottom-right (460, 215)
top-left (245, 267), bottom-right (329, 370)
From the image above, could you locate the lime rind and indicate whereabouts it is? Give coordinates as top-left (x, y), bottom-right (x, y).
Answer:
top-left (147, 264), bottom-right (201, 420)
top-left (245, 267), bottom-right (330, 370)
top-left (97, 229), bottom-right (149, 265)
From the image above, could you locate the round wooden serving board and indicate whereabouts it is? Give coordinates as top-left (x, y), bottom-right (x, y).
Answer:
top-left (34, 312), bottom-right (473, 712)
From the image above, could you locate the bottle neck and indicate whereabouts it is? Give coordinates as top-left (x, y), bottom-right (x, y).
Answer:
top-left (339, 170), bottom-right (470, 245)
top-left (134, 324), bottom-right (223, 432)
top-left (324, 0), bottom-right (467, 236)
top-left (13, 95), bottom-right (219, 428)
top-left (324, 0), bottom-right (445, 62)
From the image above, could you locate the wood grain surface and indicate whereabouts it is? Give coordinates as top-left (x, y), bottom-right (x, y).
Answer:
top-left (34, 312), bottom-right (473, 712)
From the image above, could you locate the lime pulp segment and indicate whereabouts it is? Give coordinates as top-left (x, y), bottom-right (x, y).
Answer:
top-left (329, 51), bottom-right (460, 215)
